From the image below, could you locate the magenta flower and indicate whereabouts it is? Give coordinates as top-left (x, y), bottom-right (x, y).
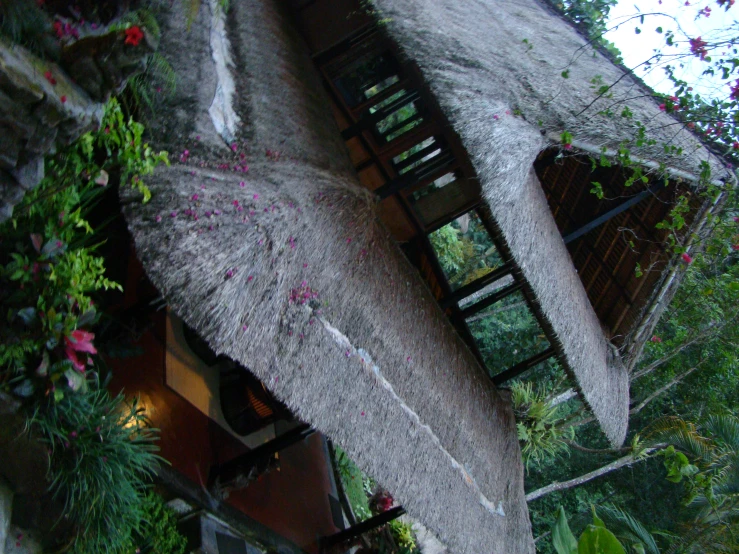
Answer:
top-left (65, 330), bottom-right (97, 371)
top-left (681, 253), bottom-right (693, 264)
top-left (240, 181), bottom-right (246, 187)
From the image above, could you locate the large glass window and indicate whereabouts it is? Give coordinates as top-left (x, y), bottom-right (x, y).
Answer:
top-left (409, 172), bottom-right (479, 228)
top-left (332, 52), bottom-right (400, 107)
top-left (370, 90), bottom-right (424, 142)
top-left (465, 290), bottom-right (551, 377)
top-left (428, 210), bottom-right (504, 290)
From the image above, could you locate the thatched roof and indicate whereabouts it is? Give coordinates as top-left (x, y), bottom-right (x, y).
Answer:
top-left (123, 1), bottom-right (534, 553)
top-left (367, 0), bottom-right (735, 446)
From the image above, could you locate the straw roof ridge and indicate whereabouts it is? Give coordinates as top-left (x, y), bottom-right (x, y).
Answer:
top-left (122, 159), bottom-right (535, 553)
top-left (536, 0), bottom-right (738, 173)
top-left (373, 0), bottom-right (731, 184)
top-left (124, 1), bottom-right (536, 550)
top-left (371, 0), bottom-right (635, 445)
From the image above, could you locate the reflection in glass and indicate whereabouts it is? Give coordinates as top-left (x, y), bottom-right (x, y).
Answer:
top-left (465, 291), bottom-right (550, 377)
top-left (428, 210), bottom-right (503, 290)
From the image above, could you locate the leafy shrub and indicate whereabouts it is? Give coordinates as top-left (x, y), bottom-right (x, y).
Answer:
top-left (31, 388), bottom-right (161, 554)
top-left (388, 519), bottom-right (418, 552)
top-left (512, 381), bottom-right (572, 470)
top-left (122, 491), bottom-right (187, 554)
top-left (0, 98), bottom-right (167, 404)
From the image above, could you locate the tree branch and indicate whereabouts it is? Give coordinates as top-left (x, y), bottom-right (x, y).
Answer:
top-left (629, 364), bottom-right (702, 416)
top-left (631, 323), bottom-right (718, 381)
top-left (525, 448), bottom-right (659, 503)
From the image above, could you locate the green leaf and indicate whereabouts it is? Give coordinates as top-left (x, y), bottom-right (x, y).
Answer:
top-left (64, 368), bottom-right (87, 392)
top-left (562, 69), bottom-right (570, 79)
top-left (578, 525), bottom-right (626, 554)
top-left (552, 507), bottom-right (578, 554)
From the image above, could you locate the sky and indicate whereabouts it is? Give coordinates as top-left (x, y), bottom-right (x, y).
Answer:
top-left (605, 0), bottom-right (739, 99)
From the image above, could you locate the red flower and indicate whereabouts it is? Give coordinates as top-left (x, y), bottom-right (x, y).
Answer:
top-left (44, 71), bottom-right (57, 86)
top-left (64, 330), bottom-right (97, 371)
top-left (681, 253), bottom-right (693, 264)
top-left (563, 143), bottom-right (572, 150)
top-left (124, 26), bottom-right (144, 47)
top-left (650, 336), bottom-right (662, 343)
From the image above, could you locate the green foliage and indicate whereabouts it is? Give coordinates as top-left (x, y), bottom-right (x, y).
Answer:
top-left (0, 0), bottom-right (51, 56)
top-left (31, 388), bottom-right (161, 554)
top-left (428, 224), bottom-right (466, 276)
top-left (512, 382), bottom-right (572, 470)
top-left (388, 519), bottom-right (417, 552)
top-left (553, 507), bottom-right (628, 554)
top-left (335, 446), bottom-right (372, 521)
top-left (558, 0), bottom-right (622, 61)
top-left (0, 98), bottom-right (167, 403)
top-left (122, 492), bottom-right (187, 554)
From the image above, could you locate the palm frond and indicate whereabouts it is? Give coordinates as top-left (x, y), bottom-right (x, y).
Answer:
top-left (596, 504), bottom-right (662, 554)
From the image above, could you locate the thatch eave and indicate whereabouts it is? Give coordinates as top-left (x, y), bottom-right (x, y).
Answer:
top-left (122, 1), bottom-right (536, 552)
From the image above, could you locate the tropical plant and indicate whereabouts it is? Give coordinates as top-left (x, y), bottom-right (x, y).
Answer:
top-left (646, 415), bottom-right (739, 553)
top-left (0, 97), bottom-right (167, 404)
top-left (122, 491), bottom-right (187, 554)
top-left (30, 387), bottom-right (162, 554)
top-left (552, 506), bottom-right (628, 554)
top-left (511, 381), bottom-right (572, 471)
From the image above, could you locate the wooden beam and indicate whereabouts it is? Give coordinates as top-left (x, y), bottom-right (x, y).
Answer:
top-left (460, 281), bottom-right (522, 318)
top-left (563, 182), bottom-right (664, 244)
top-left (492, 347), bottom-right (556, 386)
top-left (320, 506), bottom-right (406, 549)
top-left (209, 424), bottom-right (314, 487)
top-left (440, 262), bottom-right (513, 309)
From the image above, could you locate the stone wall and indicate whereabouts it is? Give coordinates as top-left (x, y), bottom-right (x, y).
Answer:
top-left (0, 28), bottom-right (156, 222)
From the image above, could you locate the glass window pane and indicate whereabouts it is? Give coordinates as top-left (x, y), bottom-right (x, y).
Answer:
top-left (465, 291), bottom-right (550, 376)
top-left (333, 53), bottom-right (399, 107)
top-left (393, 137), bottom-right (435, 165)
top-left (376, 101), bottom-right (420, 136)
top-left (410, 173), bottom-right (479, 228)
top-left (428, 211), bottom-right (504, 290)
top-left (458, 274), bottom-right (515, 309)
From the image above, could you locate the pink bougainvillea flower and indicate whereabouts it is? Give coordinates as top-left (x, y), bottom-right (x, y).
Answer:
top-left (239, 181), bottom-right (246, 187)
top-left (155, 214), bottom-right (162, 222)
top-left (681, 253), bottom-right (693, 264)
top-left (650, 336), bottom-right (662, 343)
top-left (658, 103), bottom-right (666, 112)
top-left (689, 36), bottom-right (708, 60)
top-left (64, 330), bottom-right (97, 371)
top-left (44, 71), bottom-right (57, 85)
top-left (124, 26), bottom-right (144, 46)
top-left (192, 193), bottom-right (199, 201)
top-left (563, 143), bottom-right (572, 150)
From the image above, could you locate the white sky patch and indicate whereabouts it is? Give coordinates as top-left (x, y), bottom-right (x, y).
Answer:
top-left (605, 0), bottom-right (739, 99)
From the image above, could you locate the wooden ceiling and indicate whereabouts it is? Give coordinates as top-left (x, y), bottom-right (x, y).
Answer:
top-left (535, 151), bottom-right (701, 341)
